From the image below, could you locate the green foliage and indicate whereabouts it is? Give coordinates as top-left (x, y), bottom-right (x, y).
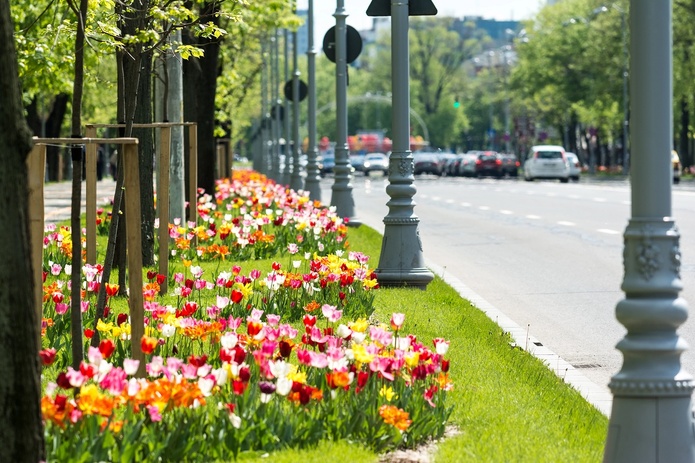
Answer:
top-left (510, 0), bottom-right (629, 145)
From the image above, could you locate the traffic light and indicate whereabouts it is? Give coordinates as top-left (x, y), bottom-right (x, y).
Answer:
top-left (453, 97), bottom-right (460, 109)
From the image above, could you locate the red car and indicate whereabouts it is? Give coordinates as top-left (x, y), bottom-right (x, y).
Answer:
top-left (474, 151), bottom-right (503, 178)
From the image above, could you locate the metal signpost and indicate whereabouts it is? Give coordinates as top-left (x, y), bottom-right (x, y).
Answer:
top-left (367, 0), bottom-right (436, 289)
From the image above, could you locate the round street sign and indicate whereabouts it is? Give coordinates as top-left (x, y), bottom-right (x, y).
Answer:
top-left (283, 79), bottom-right (308, 102)
top-left (270, 103), bottom-right (284, 120)
top-left (323, 25), bottom-right (363, 64)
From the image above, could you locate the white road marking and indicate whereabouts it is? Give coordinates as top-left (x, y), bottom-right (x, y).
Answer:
top-left (526, 214), bottom-right (541, 220)
top-left (557, 221), bottom-right (575, 226)
top-left (461, 202), bottom-right (471, 207)
top-left (479, 206), bottom-right (490, 211)
top-left (593, 197), bottom-right (607, 202)
top-left (598, 229), bottom-right (621, 235)
top-left (500, 210), bottom-right (513, 215)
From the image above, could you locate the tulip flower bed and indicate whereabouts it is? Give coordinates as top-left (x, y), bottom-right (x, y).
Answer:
top-left (39, 171), bottom-right (454, 462)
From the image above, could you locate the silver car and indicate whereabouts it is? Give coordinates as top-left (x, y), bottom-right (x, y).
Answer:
top-left (362, 152), bottom-right (389, 176)
top-left (565, 152), bottom-right (582, 181)
top-left (458, 152), bottom-right (479, 177)
top-left (523, 145), bottom-right (570, 183)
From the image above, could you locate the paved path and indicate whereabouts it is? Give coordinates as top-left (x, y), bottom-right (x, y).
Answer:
top-left (43, 178), bottom-right (118, 224)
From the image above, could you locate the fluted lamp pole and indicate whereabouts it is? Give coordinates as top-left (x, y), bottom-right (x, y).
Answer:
top-left (330, 0), bottom-right (360, 226)
top-left (304, 0), bottom-right (321, 200)
top-left (368, 0), bottom-right (434, 289)
top-left (290, 26), bottom-right (304, 192)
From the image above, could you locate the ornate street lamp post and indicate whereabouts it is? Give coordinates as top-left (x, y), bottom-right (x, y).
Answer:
top-left (330, 0), bottom-right (360, 226)
top-left (603, 1), bottom-right (695, 461)
top-left (304, 0), bottom-right (321, 200)
top-left (367, 0), bottom-right (436, 289)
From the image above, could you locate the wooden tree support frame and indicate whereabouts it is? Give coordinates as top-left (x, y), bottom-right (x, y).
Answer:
top-left (27, 137), bottom-right (146, 372)
top-left (85, 122), bottom-right (198, 295)
top-left (216, 138), bottom-right (233, 179)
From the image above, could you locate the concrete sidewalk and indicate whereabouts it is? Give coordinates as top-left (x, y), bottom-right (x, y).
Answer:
top-left (43, 177), bottom-right (118, 224)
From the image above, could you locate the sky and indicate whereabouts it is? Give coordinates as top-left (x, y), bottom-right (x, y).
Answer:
top-left (300, 0), bottom-right (546, 45)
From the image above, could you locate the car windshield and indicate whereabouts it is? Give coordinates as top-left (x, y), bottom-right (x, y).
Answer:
top-left (536, 151), bottom-right (563, 159)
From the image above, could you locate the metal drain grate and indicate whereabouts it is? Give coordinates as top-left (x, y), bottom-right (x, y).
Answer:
top-left (573, 363), bottom-right (603, 369)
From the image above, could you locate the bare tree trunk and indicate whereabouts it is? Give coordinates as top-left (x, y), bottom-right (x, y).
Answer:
top-left (680, 96), bottom-right (690, 169)
top-left (92, 0), bottom-right (147, 344)
top-left (183, 1), bottom-right (221, 196)
top-left (26, 94), bottom-right (69, 181)
top-left (0, 1), bottom-right (46, 460)
top-left (67, 0), bottom-right (89, 369)
top-left (135, 49), bottom-right (155, 266)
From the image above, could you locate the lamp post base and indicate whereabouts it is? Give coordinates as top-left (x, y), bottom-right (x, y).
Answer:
top-left (604, 395), bottom-right (695, 462)
top-left (376, 219), bottom-right (433, 289)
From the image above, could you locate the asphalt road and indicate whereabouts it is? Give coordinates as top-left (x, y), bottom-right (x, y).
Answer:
top-left (320, 173), bottom-right (695, 394)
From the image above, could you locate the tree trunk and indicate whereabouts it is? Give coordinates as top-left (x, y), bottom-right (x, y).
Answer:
top-left (68, 0), bottom-right (89, 369)
top-left (183, 1), bottom-right (222, 196)
top-left (135, 50), bottom-right (155, 267)
top-left (0, 1), bottom-right (46, 460)
top-left (680, 96), bottom-right (690, 169)
top-left (91, 1), bottom-right (146, 342)
top-left (26, 94), bottom-right (69, 181)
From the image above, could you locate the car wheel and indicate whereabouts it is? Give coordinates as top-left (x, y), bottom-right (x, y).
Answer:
top-left (674, 177), bottom-right (681, 184)
top-left (560, 177), bottom-right (569, 183)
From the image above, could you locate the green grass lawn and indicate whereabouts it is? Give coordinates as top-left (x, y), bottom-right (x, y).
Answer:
top-left (235, 224), bottom-right (609, 462)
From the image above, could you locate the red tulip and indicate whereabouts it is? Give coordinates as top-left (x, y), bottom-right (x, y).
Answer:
top-left (141, 336), bottom-right (158, 355)
top-left (231, 289), bottom-right (243, 304)
top-left (188, 354), bottom-right (208, 367)
top-left (99, 339), bottom-right (116, 359)
top-left (56, 372), bottom-right (71, 389)
top-left (39, 348), bottom-right (57, 366)
top-left (116, 313), bottom-right (128, 326)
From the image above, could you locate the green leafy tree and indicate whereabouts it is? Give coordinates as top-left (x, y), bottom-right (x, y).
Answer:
top-left (510, 0), bottom-right (629, 166)
top-left (674, 0), bottom-right (695, 169)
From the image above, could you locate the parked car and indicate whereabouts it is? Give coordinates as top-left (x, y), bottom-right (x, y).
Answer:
top-left (459, 152), bottom-right (479, 177)
top-left (523, 145), bottom-right (570, 183)
top-left (498, 153), bottom-right (520, 177)
top-left (413, 152), bottom-right (443, 176)
top-left (473, 151), bottom-right (503, 178)
top-left (320, 154), bottom-right (335, 176)
top-left (673, 150), bottom-right (682, 184)
top-left (362, 152), bottom-right (389, 176)
top-left (446, 153), bottom-right (466, 176)
top-left (565, 152), bottom-right (582, 181)
top-left (439, 152), bottom-right (458, 176)
top-left (350, 154), bottom-right (366, 173)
